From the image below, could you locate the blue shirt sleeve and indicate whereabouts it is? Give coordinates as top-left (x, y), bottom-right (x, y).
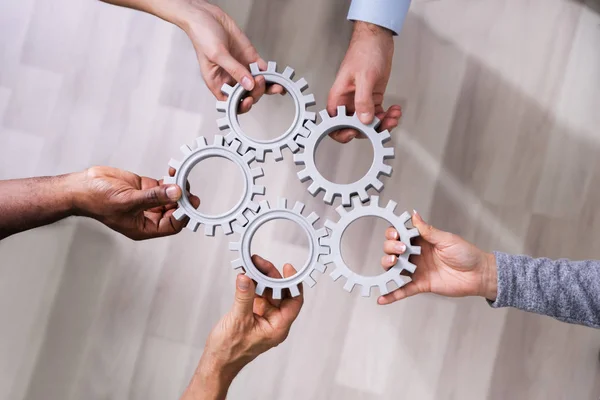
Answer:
top-left (347, 0), bottom-right (411, 35)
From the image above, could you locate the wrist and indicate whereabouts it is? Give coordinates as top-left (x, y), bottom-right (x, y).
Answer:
top-left (352, 21), bottom-right (394, 39)
top-left (184, 353), bottom-right (239, 400)
top-left (57, 172), bottom-right (85, 217)
top-left (480, 252), bottom-right (498, 301)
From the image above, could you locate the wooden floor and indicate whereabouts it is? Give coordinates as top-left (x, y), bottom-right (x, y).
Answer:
top-left (1, 0), bottom-right (600, 399)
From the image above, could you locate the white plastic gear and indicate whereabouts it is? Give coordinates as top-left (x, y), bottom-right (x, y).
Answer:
top-left (320, 196), bottom-right (421, 297)
top-left (229, 198), bottom-right (330, 299)
top-left (163, 135), bottom-right (265, 236)
top-left (294, 106), bottom-right (395, 206)
top-left (216, 61), bottom-right (316, 162)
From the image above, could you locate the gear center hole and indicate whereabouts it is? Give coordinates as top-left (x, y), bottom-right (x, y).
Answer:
top-left (315, 132), bottom-right (374, 184)
top-left (186, 156), bottom-right (245, 216)
top-left (341, 216), bottom-right (393, 277)
top-left (237, 90), bottom-right (297, 142)
top-left (250, 219), bottom-right (310, 278)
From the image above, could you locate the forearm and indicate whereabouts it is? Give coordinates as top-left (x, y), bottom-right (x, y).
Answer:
top-left (180, 354), bottom-right (239, 400)
top-left (348, 0), bottom-right (411, 35)
top-left (489, 252), bottom-right (600, 328)
top-left (0, 174), bottom-right (79, 240)
top-left (99, 0), bottom-right (202, 30)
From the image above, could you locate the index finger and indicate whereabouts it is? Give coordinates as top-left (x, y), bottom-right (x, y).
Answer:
top-left (385, 227), bottom-right (399, 240)
top-left (279, 263), bottom-right (304, 322)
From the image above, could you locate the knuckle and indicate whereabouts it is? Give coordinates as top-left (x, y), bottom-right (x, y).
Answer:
top-left (146, 189), bottom-right (160, 204)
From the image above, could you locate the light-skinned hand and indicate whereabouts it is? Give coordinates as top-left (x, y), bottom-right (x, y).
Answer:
top-left (327, 21), bottom-right (402, 143)
top-left (379, 211), bottom-right (498, 304)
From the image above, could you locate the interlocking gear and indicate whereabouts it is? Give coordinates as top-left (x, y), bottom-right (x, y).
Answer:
top-left (163, 135), bottom-right (265, 236)
top-left (294, 106), bottom-right (395, 206)
top-left (320, 196), bottom-right (421, 297)
top-left (216, 61), bottom-right (317, 162)
top-left (229, 198), bottom-right (330, 299)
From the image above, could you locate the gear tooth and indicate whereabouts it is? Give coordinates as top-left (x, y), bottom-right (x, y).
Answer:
top-left (410, 246), bottom-right (422, 256)
top-left (320, 237), bottom-right (331, 247)
top-left (252, 185), bottom-right (265, 195)
top-left (330, 267), bottom-right (343, 280)
top-left (315, 228), bottom-right (328, 239)
top-left (295, 77), bottom-right (308, 91)
top-left (180, 144), bottom-right (192, 155)
top-left (379, 129), bottom-right (391, 143)
top-left (304, 111), bottom-right (316, 122)
top-left (288, 284), bottom-right (301, 297)
top-left (255, 148), bottom-right (266, 162)
top-left (367, 116), bottom-right (381, 129)
top-left (369, 178), bottom-right (384, 192)
top-left (278, 198), bottom-right (288, 209)
top-left (357, 188), bottom-right (369, 202)
top-left (243, 151), bottom-right (256, 164)
top-left (225, 131), bottom-right (237, 145)
top-left (222, 222), bottom-right (234, 235)
top-left (361, 285), bottom-right (372, 297)
top-left (393, 275), bottom-right (411, 288)
top-left (255, 282), bottom-right (266, 296)
top-left (232, 222), bottom-right (245, 233)
top-left (303, 275), bottom-right (316, 288)
top-left (239, 142), bottom-right (249, 154)
top-left (221, 83), bottom-right (234, 96)
top-left (196, 137), bottom-right (208, 148)
top-left (303, 94), bottom-right (316, 107)
top-left (319, 245), bottom-right (330, 256)
top-left (335, 205), bottom-right (347, 217)
top-left (203, 224), bottom-right (215, 236)
top-left (336, 105), bottom-right (347, 116)
top-left (369, 195), bottom-right (380, 207)
top-left (282, 66), bottom-right (295, 79)
top-left (272, 147), bottom-right (283, 161)
top-left (163, 176), bottom-right (176, 185)
top-left (216, 100), bottom-right (227, 112)
top-left (213, 135), bottom-right (225, 146)
top-left (295, 136), bottom-right (307, 148)
top-left (287, 140), bottom-right (299, 153)
top-left (305, 120), bottom-right (318, 133)
top-left (382, 147), bottom-right (395, 159)
top-left (293, 201), bottom-right (305, 214)
top-left (251, 167), bottom-right (264, 179)
top-left (307, 182), bottom-right (321, 196)
top-left (228, 139), bottom-right (241, 154)
top-left (321, 254), bottom-right (334, 264)
top-left (299, 126), bottom-right (311, 137)
top-left (323, 190), bottom-right (335, 205)
top-left (217, 117), bottom-right (230, 131)
top-left (236, 213), bottom-right (248, 227)
top-left (172, 208), bottom-right (186, 221)
top-left (267, 61), bottom-right (277, 72)
top-left (351, 196), bottom-right (363, 209)
top-left (407, 227), bottom-right (420, 238)
top-left (186, 219), bottom-right (200, 232)
top-left (228, 242), bottom-right (241, 251)
top-left (380, 163), bottom-right (393, 177)
top-left (249, 62), bottom-right (261, 74)
top-left (314, 262), bottom-right (326, 273)
top-left (259, 200), bottom-right (271, 210)
top-left (404, 261), bottom-right (417, 274)
top-left (324, 220), bottom-right (336, 231)
top-left (297, 168), bottom-right (310, 182)
top-left (272, 287), bottom-right (282, 300)
top-left (341, 192), bottom-right (351, 207)
top-left (248, 200), bottom-right (260, 213)
top-left (399, 211), bottom-right (412, 224)
top-left (386, 200), bottom-right (398, 212)
top-left (343, 279), bottom-right (356, 293)
top-left (378, 283), bottom-right (388, 296)
top-left (307, 212), bottom-right (319, 225)
top-left (319, 110), bottom-right (330, 121)
top-left (231, 258), bottom-right (244, 271)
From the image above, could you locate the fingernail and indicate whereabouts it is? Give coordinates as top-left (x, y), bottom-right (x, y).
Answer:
top-left (359, 112), bottom-right (371, 123)
top-left (413, 209), bottom-right (418, 216)
top-left (394, 242), bottom-right (406, 254)
top-left (166, 185), bottom-right (181, 201)
top-left (241, 76), bottom-right (254, 91)
top-left (237, 275), bottom-right (250, 291)
top-left (391, 230), bottom-right (399, 240)
top-left (386, 255), bottom-right (397, 264)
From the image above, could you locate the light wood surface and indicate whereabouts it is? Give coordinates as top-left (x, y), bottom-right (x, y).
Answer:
top-left (1, 0), bottom-right (600, 399)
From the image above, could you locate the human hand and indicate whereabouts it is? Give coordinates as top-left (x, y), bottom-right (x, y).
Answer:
top-left (327, 21), bottom-right (402, 143)
top-left (379, 211), bottom-right (498, 304)
top-left (175, 0), bottom-right (283, 113)
top-left (181, 256), bottom-right (303, 400)
top-left (71, 166), bottom-right (200, 240)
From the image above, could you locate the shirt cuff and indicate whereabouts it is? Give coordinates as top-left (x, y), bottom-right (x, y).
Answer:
top-left (347, 0), bottom-right (411, 35)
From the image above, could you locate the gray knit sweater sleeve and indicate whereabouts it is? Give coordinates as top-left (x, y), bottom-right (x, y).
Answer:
top-left (489, 252), bottom-right (600, 328)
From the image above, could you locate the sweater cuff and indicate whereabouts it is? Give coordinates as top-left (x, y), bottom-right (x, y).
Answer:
top-left (487, 251), bottom-right (516, 309)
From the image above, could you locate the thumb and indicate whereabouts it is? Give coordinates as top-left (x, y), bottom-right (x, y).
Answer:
top-left (231, 274), bottom-right (256, 317)
top-left (355, 76), bottom-right (376, 124)
top-left (128, 185), bottom-right (181, 212)
top-left (215, 52), bottom-right (255, 91)
top-left (412, 210), bottom-right (451, 246)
